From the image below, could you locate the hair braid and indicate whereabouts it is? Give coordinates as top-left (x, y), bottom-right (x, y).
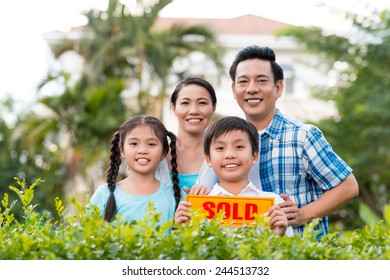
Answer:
top-left (167, 131), bottom-right (180, 210)
top-left (104, 131), bottom-right (121, 222)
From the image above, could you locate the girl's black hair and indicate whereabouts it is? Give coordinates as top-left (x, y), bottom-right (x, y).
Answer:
top-left (204, 116), bottom-right (259, 157)
top-left (170, 77), bottom-right (217, 109)
top-left (104, 115), bottom-right (180, 222)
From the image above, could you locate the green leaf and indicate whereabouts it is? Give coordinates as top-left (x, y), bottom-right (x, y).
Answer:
top-left (383, 204), bottom-right (390, 226)
top-left (1, 193), bottom-right (9, 208)
top-left (359, 203), bottom-right (381, 225)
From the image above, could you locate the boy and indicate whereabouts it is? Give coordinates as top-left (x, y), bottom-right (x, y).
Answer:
top-left (175, 116), bottom-right (293, 236)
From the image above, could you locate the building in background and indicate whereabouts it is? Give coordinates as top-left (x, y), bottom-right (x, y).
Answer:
top-left (45, 14), bottom-right (337, 132)
top-left (153, 14), bottom-right (337, 129)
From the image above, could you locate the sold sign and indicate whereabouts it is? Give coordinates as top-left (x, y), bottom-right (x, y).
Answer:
top-left (186, 195), bottom-right (274, 226)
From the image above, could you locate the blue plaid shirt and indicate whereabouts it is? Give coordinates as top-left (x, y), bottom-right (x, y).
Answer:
top-left (197, 109), bottom-right (352, 239)
top-left (259, 109), bottom-right (352, 238)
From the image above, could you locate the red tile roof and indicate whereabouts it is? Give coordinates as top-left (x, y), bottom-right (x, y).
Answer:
top-left (153, 14), bottom-right (293, 35)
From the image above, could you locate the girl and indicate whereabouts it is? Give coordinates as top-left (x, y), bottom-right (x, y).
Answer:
top-left (166, 77), bottom-right (216, 191)
top-left (90, 115), bottom-right (181, 225)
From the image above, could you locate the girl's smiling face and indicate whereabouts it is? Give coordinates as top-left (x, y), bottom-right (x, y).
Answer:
top-left (121, 124), bottom-right (165, 176)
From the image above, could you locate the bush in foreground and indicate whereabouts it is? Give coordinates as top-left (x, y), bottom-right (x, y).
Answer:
top-left (0, 178), bottom-right (389, 260)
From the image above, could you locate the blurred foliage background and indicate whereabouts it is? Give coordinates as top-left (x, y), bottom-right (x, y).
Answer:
top-left (278, 6), bottom-right (390, 230)
top-left (0, 0), bottom-right (389, 233)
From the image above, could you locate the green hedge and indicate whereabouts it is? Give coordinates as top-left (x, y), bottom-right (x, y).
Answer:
top-left (1, 178), bottom-right (389, 260)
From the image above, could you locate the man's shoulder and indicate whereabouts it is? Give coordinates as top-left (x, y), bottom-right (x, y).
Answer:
top-left (271, 109), bottom-right (320, 136)
top-left (275, 110), bottom-right (312, 130)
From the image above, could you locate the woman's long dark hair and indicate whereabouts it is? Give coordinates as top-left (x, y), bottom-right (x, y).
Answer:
top-left (170, 77), bottom-right (217, 109)
top-left (104, 115), bottom-right (180, 222)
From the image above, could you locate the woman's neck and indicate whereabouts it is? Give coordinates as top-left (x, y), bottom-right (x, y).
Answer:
top-left (176, 130), bottom-right (204, 149)
top-left (174, 132), bottom-right (205, 174)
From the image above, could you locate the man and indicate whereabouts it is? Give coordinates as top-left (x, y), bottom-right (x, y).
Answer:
top-left (197, 45), bottom-right (359, 239)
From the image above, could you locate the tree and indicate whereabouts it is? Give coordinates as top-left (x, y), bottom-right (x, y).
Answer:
top-left (0, 97), bottom-right (67, 218)
top-left (278, 6), bottom-right (390, 228)
top-left (47, 0), bottom-right (224, 118)
top-left (36, 76), bottom-right (129, 196)
top-left (2, 0), bottom-right (224, 210)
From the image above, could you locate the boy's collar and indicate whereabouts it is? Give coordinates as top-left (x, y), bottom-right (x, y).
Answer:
top-left (210, 181), bottom-right (262, 196)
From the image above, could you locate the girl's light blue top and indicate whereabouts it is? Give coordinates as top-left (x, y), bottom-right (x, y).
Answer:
top-left (90, 181), bottom-right (182, 225)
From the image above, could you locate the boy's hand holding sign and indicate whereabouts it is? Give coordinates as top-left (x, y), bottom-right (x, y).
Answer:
top-left (186, 195), bottom-right (274, 226)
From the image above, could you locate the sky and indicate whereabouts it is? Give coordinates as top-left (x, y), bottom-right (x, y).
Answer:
top-left (0, 0), bottom-right (389, 107)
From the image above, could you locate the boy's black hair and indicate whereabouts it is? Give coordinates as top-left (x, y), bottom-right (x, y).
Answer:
top-left (204, 116), bottom-right (259, 157)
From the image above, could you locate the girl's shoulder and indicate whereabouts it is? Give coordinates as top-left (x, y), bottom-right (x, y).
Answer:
top-left (90, 183), bottom-right (117, 202)
top-left (93, 183), bottom-right (110, 195)
top-left (159, 181), bottom-right (174, 193)
top-left (159, 181), bottom-right (186, 201)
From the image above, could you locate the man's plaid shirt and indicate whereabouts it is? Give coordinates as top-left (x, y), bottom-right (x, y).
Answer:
top-left (258, 109), bottom-right (352, 239)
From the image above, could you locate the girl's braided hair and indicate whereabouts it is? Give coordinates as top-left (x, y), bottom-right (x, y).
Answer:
top-left (104, 115), bottom-right (180, 222)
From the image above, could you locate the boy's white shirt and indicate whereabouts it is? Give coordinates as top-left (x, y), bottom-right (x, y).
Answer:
top-left (209, 181), bottom-right (294, 237)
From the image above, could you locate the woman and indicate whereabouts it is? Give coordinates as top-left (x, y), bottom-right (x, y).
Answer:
top-left (167, 77), bottom-right (217, 191)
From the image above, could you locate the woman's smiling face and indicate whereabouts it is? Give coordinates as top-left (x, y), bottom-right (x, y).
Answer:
top-left (173, 84), bottom-right (215, 136)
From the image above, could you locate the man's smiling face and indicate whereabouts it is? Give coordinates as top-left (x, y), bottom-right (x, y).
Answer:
top-left (232, 58), bottom-right (283, 126)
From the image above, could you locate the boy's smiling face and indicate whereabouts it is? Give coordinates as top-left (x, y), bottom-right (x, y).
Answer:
top-left (206, 129), bottom-right (258, 191)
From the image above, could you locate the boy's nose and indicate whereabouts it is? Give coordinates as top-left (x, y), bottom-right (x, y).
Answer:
top-left (225, 150), bottom-right (237, 159)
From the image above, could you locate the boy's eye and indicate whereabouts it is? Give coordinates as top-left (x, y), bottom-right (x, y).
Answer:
top-left (236, 145), bottom-right (245, 149)
top-left (129, 142), bottom-right (137, 146)
top-left (215, 146), bottom-right (223, 151)
top-left (148, 143), bottom-right (157, 147)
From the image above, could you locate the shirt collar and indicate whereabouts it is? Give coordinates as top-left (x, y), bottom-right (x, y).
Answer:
top-left (264, 108), bottom-right (283, 140)
top-left (209, 181), bottom-right (263, 197)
